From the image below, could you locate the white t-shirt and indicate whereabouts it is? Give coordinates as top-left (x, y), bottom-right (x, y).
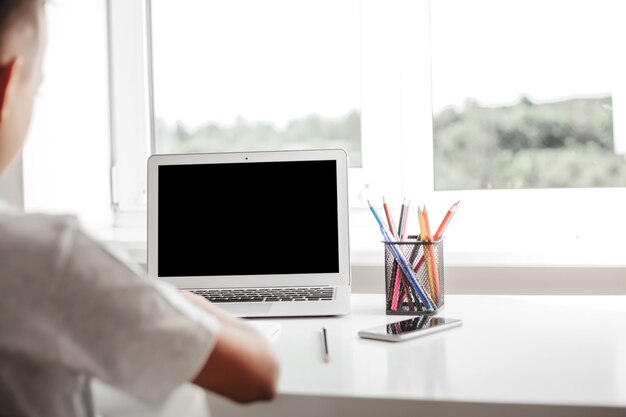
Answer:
top-left (0, 203), bottom-right (220, 417)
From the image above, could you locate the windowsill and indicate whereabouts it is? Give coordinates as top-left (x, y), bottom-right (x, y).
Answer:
top-left (92, 224), bottom-right (626, 269)
top-left (90, 224), bottom-right (626, 295)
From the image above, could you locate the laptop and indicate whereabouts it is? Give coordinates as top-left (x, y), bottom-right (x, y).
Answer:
top-left (147, 149), bottom-right (351, 317)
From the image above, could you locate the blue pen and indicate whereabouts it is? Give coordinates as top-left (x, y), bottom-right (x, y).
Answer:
top-left (367, 201), bottom-right (435, 310)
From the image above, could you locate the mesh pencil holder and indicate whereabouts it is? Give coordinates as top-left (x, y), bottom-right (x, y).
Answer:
top-left (383, 237), bottom-right (445, 315)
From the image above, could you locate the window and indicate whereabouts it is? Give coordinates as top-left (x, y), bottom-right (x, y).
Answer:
top-left (23, 0), bottom-right (110, 228)
top-left (431, 0), bottom-right (626, 191)
top-left (111, 0), bottom-right (427, 227)
top-left (150, 0), bottom-right (361, 167)
top-left (426, 0), bottom-right (626, 263)
top-left (107, 0), bottom-right (626, 267)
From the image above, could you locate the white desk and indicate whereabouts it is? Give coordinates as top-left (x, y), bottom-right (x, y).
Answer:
top-left (208, 293), bottom-right (626, 417)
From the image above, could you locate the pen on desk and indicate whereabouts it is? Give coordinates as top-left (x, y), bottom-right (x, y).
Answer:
top-left (433, 200), bottom-right (460, 241)
top-left (322, 327), bottom-right (330, 362)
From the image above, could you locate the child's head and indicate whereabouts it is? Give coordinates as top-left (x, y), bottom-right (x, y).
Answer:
top-left (0, 0), bottom-right (46, 173)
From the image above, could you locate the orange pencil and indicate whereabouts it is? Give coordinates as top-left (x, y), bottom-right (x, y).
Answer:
top-left (433, 200), bottom-right (460, 241)
top-left (421, 204), bottom-right (433, 242)
top-left (421, 205), bottom-right (440, 302)
top-left (417, 206), bottom-right (426, 241)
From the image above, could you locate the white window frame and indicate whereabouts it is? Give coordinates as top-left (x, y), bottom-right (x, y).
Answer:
top-left (107, 0), bottom-right (425, 224)
top-left (107, 0), bottom-right (152, 228)
top-left (107, 0), bottom-right (626, 275)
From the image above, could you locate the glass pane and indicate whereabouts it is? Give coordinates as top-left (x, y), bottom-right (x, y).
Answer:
top-left (151, 0), bottom-right (362, 167)
top-left (430, 0), bottom-right (626, 190)
top-left (24, 0), bottom-right (110, 226)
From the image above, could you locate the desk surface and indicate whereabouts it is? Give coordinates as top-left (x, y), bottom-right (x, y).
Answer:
top-left (209, 294), bottom-right (626, 417)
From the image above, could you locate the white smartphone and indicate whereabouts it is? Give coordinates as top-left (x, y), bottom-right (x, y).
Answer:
top-left (358, 316), bottom-right (462, 342)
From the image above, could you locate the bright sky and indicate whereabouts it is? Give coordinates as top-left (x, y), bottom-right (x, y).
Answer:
top-left (152, 0), bottom-right (626, 124)
top-left (152, 0), bottom-right (361, 129)
top-left (430, 0), bottom-right (626, 112)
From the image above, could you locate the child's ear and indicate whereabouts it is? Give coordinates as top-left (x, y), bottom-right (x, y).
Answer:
top-left (0, 57), bottom-right (22, 124)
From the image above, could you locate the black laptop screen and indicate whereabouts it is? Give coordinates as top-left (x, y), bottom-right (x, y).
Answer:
top-left (157, 160), bottom-right (340, 277)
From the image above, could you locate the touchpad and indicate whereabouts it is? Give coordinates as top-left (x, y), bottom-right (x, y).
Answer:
top-left (216, 302), bottom-right (272, 316)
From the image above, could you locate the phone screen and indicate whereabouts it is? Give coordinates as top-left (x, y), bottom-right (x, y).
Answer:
top-left (385, 316), bottom-right (456, 335)
top-left (359, 316), bottom-right (462, 341)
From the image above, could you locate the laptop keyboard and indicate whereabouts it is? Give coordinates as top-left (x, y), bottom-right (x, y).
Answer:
top-left (191, 287), bottom-right (335, 303)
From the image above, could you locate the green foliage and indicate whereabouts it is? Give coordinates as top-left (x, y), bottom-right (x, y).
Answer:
top-left (155, 110), bottom-right (362, 168)
top-left (433, 96), bottom-right (626, 189)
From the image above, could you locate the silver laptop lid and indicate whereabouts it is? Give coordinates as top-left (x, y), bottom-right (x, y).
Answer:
top-left (147, 149), bottom-right (351, 289)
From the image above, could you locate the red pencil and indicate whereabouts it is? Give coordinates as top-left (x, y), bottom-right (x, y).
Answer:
top-left (433, 200), bottom-right (460, 241)
top-left (382, 197), bottom-right (397, 240)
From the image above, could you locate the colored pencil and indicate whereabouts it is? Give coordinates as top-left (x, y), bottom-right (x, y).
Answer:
top-left (382, 197), bottom-right (397, 240)
top-left (421, 205), bottom-right (440, 303)
top-left (367, 200), bottom-right (435, 311)
top-left (400, 200), bottom-right (410, 240)
top-left (397, 198), bottom-right (406, 240)
top-left (433, 200), bottom-right (460, 241)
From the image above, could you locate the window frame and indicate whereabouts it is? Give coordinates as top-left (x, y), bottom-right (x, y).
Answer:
top-left (108, 0), bottom-right (429, 221)
top-left (106, 0), bottom-right (626, 273)
top-left (107, 0), bottom-right (152, 227)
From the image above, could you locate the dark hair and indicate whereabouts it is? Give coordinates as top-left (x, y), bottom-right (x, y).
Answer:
top-left (0, 0), bottom-right (45, 75)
